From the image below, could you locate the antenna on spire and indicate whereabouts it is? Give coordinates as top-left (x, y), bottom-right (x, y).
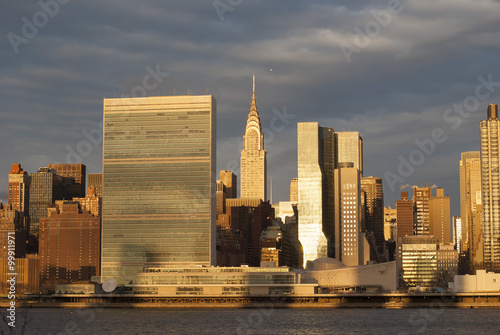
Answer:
top-left (253, 72), bottom-right (255, 93)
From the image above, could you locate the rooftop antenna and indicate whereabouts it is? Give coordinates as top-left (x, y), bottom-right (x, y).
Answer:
top-left (253, 72), bottom-right (255, 93)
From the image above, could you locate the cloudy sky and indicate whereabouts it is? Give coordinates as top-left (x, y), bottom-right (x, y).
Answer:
top-left (1, 0), bottom-right (500, 216)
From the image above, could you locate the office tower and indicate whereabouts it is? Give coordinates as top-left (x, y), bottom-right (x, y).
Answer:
top-left (216, 203), bottom-right (253, 267)
top-left (39, 202), bottom-right (100, 291)
top-left (48, 164), bottom-right (86, 198)
top-left (216, 180), bottom-right (226, 217)
top-left (413, 185), bottom-right (431, 235)
top-left (429, 188), bottom-right (451, 244)
top-left (361, 176), bottom-right (384, 261)
top-left (334, 162), bottom-right (367, 266)
top-left (8, 164), bottom-right (31, 226)
top-left (480, 104), bottom-right (500, 272)
top-left (240, 76), bottom-right (267, 201)
top-left (398, 235), bottom-right (438, 288)
top-left (29, 167), bottom-right (63, 236)
top-left (0, 203), bottom-right (26, 259)
top-left (102, 95), bottom-right (216, 285)
top-left (248, 201), bottom-right (275, 266)
top-left (219, 170), bottom-right (237, 199)
top-left (0, 255), bottom-right (39, 294)
top-left (297, 122), bottom-right (335, 267)
top-left (335, 132), bottom-right (363, 175)
top-left (396, 192), bottom-right (414, 238)
top-left (88, 173), bottom-right (103, 198)
top-left (290, 178), bottom-right (298, 202)
top-left (260, 220), bottom-right (299, 268)
top-left (459, 151), bottom-right (482, 272)
top-left (384, 206), bottom-right (397, 241)
top-left (436, 243), bottom-right (458, 287)
top-left (73, 187), bottom-right (102, 217)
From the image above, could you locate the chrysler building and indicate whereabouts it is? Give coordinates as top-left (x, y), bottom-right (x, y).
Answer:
top-left (240, 75), bottom-right (267, 201)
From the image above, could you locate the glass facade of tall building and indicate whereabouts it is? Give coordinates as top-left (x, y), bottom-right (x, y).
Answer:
top-left (29, 167), bottom-right (63, 236)
top-left (480, 104), bottom-right (500, 272)
top-left (460, 152), bottom-right (481, 262)
top-left (101, 96), bottom-right (216, 285)
top-left (399, 236), bottom-right (438, 288)
top-left (297, 123), bottom-right (335, 268)
top-left (336, 132), bottom-right (363, 175)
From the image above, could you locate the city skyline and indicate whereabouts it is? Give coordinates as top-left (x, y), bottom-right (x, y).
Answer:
top-left (2, 1), bottom-right (500, 216)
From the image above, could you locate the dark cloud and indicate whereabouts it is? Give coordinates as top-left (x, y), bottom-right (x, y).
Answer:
top-left (2, 0), bottom-right (500, 216)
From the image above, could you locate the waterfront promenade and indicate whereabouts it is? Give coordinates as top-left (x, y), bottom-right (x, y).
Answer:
top-left (2, 293), bottom-right (500, 309)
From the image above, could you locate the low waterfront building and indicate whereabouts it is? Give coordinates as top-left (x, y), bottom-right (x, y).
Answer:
top-left (449, 270), bottom-right (500, 292)
top-left (128, 266), bottom-right (317, 296)
top-left (298, 258), bottom-right (397, 293)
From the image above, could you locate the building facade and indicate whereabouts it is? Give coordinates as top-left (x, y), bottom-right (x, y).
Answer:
top-left (459, 151), bottom-right (483, 273)
top-left (101, 95), bottom-right (216, 285)
top-left (290, 178), bottom-right (298, 202)
top-left (398, 235), bottom-right (438, 288)
top-left (297, 122), bottom-right (335, 267)
top-left (48, 164), bottom-right (86, 199)
top-left (335, 132), bottom-right (363, 175)
top-left (480, 104), bottom-right (500, 272)
top-left (429, 188), bottom-right (451, 244)
top-left (219, 170), bottom-right (237, 199)
top-left (88, 173), bottom-right (103, 198)
top-left (38, 202), bottom-right (100, 292)
top-left (73, 187), bottom-right (102, 217)
top-left (334, 162), bottom-right (367, 266)
top-left (8, 164), bottom-right (31, 227)
top-left (240, 77), bottom-right (267, 201)
top-left (361, 177), bottom-right (384, 261)
top-left (29, 167), bottom-right (63, 236)
top-left (413, 186), bottom-right (431, 235)
top-left (396, 192), bottom-right (414, 238)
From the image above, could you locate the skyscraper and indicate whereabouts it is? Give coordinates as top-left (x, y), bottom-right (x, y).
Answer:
top-left (336, 132), bottom-right (363, 175)
top-left (459, 151), bottom-right (482, 272)
top-left (396, 191), bottom-right (414, 238)
top-left (413, 185), bottom-right (431, 235)
top-left (48, 164), bottom-right (86, 198)
top-left (219, 170), bottom-right (237, 199)
top-left (39, 201), bottom-right (100, 291)
top-left (101, 95), bottom-right (216, 285)
top-left (240, 76), bottom-right (267, 201)
top-left (334, 162), bottom-right (367, 266)
top-left (480, 104), bottom-right (500, 272)
top-left (8, 164), bottom-right (31, 227)
top-left (29, 167), bottom-right (63, 236)
top-left (429, 188), bottom-right (451, 244)
top-left (361, 176), bottom-right (384, 261)
top-left (297, 122), bottom-right (335, 267)
top-left (88, 173), bottom-right (103, 198)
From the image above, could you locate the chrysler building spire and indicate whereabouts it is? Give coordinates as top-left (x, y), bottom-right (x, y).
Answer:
top-left (240, 75), bottom-right (267, 201)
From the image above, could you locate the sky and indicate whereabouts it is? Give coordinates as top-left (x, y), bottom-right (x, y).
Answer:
top-left (1, 0), bottom-right (500, 216)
